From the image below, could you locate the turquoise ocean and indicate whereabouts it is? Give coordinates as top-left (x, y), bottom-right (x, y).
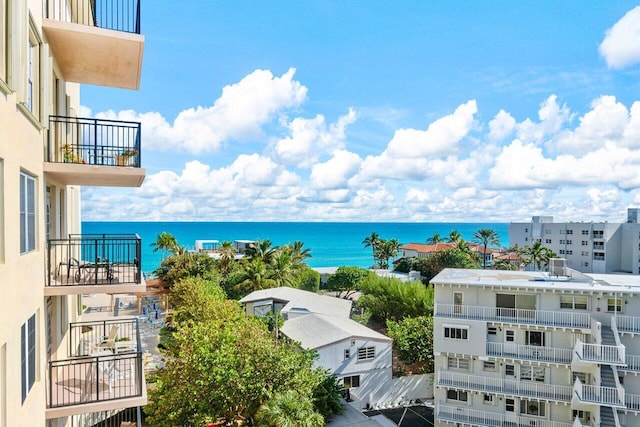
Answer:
top-left (82, 222), bottom-right (509, 275)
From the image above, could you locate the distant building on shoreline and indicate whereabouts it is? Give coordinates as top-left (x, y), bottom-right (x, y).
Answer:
top-left (509, 208), bottom-right (640, 274)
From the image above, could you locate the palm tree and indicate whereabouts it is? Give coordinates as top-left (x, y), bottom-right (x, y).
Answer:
top-left (523, 241), bottom-right (554, 271)
top-left (362, 232), bottom-right (381, 267)
top-left (290, 240), bottom-right (312, 264)
top-left (447, 230), bottom-right (463, 244)
top-left (235, 258), bottom-right (276, 295)
top-left (218, 240), bottom-right (236, 277)
top-left (473, 228), bottom-right (500, 269)
top-left (376, 238), bottom-right (401, 269)
top-left (426, 232), bottom-right (444, 244)
top-left (150, 232), bottom-right (178, 260)
top-left (244, 239), bottom-right (277, 264)
top-left (270, 248), bottom-right (298, 288)
top-left (255, 390), bottom-right (323, 426)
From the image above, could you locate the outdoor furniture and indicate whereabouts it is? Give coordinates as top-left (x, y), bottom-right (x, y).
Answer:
top-left (75, 257), bottom-right (115, 283)
top-left (96, 326), bottom-right (119, 353)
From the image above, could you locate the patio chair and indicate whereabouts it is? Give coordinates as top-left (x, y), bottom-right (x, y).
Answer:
top-left (96, 326), bottom-right (119, 353)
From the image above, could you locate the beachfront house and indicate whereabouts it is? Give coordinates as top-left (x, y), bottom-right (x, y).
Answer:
top-left (240, 287), bottom-right (393, 407)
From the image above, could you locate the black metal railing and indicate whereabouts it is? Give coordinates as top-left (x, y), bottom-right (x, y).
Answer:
top-left (48, 318), bottom-right (143, 409)
top-left (45, 0), bottom-right (141, 34)
top-left (47, 234), bottom-right (142, 287)
top-left (71, 406), bottom-right (142, 427)
top-left (48, 115), bottom-right (141, 168)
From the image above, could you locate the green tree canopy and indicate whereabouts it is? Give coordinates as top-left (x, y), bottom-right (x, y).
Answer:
top-left (150, 231), bottom-right (179, 260)
top-left (325, 266), bottom-right (374, 299)
top-left (357, 275), bottom-right (434, 321)
top-left (386, 316), bottom-right (434, 373)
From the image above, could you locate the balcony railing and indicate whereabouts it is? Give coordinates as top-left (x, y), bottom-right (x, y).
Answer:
top-left (47, 318), bottom-right (143, 409)
top-left (71, 406), bottom-right (142, 427)
top-left (48, 116), bottom-right (141, 168)
top-left (435, 303), bottom-right (591, 329)
top-left (622, 354), bottom-right (640, 371)
top-left (436, 403), bottom-right (574, 427)
top-left (47, 234), bottom-right (141, 287)
top-left (573, 339), bottom-right (625, 365)
top-left (487, 342), bottom-right (572, 364)
top-left (626, 393), bottom-right (640, 412)
top-left (437, 371), bottom-right (572, 403)
top-left (572, 378), bottom-right (624, 407)
top-left (615, 315), bottom-right (640, 334)
top-left (45, 0), bottom-right (141, 34)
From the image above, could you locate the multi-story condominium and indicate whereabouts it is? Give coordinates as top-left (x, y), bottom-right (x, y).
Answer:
top-left (0, 0), bottom-right (146, 425)
top-left (509, 209), bottom-right (640, 274)
top-left (432, 265), bottom-right (640, 427)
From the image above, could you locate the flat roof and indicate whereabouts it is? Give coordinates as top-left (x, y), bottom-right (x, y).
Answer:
top-left (431, 268), bottom-right (640, 294)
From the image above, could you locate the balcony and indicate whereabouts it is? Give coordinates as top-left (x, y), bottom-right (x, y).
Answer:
top-left (437, 371), bottom-right (572, 403)
top-left (434, 303), bottom-right (591, 329)
top-left (436, 403), bottom-right (575, 427)
top-left (45, 116), bottom-right (145, 187)
top-left (487, 342), bottom-right (572, 365)
top-left (46, 234), bottom-right (144, 296)
top-left (573, 339), bottom-right (625, 366)
top-left (70, 406), bottom-right (142, 427)
top-left (572, 379), bottom-right (625, 408)
top-left (46, 319), bottom-right (146, 419)
top-left (614, 315), bottom-right (640, 334)
top-left (42, 0), bottom-right (144, 89)
top-left (626, 393), bottom-right (640, 412)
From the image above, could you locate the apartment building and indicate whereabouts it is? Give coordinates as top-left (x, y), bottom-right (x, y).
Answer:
top-left (432, 266), bottom-right (640, 427)
top-left (509, 209), bottom-right (640, 274)
top-left (0, 0), bottom-right (146, 425)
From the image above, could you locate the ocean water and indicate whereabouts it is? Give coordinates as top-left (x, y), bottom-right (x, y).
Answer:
top-left (82, 222), bottom-right (509, 274)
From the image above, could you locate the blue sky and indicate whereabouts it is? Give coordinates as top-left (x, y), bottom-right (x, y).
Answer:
top-left (82, 1), bottom-right (640, 223)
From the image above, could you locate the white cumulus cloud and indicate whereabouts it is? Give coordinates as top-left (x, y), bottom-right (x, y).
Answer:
top-left (599, 6), bottom-right (640, 69)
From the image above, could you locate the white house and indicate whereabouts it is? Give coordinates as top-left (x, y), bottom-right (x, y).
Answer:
top-left (240, 287), bottom-right (393, 407)
top-left (281, 313), bottom-right (393, 406)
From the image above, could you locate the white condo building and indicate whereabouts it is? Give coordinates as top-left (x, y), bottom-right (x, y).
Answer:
top-left (432, 266), bottom-right (640, 427)
top-left (509, 209), bottom-right (640, 274)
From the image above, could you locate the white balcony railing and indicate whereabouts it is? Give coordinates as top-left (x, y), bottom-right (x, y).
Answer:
top-left (623, 354), bottom-right (640, 371)
top-left (572, 378), bottom-right (625, 407)
top-left (434, 303), bottom-right (590, 329)
top-left (436, 403), bottom-right (574, 427)
top-left (615, 315), bottom-right (640, 334)
top-left (487, 342), bottom-right (572, 364)
top-left (437, 371), bottom-right (572, 403)
top-left (626, 393), bottom-right (640, 412)
top-left (573, 339), bottom-right (625, 365)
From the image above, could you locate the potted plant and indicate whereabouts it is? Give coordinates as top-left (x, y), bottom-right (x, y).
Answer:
top-left (61, 144), bottom-right (86, 164)
top-left (115, 148), bottom-right (138, 166)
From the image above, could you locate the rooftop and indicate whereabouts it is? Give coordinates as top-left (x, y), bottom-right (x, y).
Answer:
top-left (281, 313), bottom-right (391, 350)
top-left (431, 268), bottom-right (640, 294)
top-left (239, 286), bottom-right (352, 318)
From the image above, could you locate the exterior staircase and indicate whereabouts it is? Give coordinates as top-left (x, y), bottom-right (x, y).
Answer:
top-left (600, 364), bottom-right (618, 427)
top-left (601, 325), bottom-right (616, 347)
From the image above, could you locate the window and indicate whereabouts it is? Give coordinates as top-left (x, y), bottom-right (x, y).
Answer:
top-left (545, 229), bottom-right (551, 235)
top-left (26, 22), bottom-right (41, 117)
top-left (344, 349), bottom-right (350, 360)
top-left (593, 230), bottom-right (604, 238)
top-left (505, 398), bottom-right (515, 412)
top-left (448, 356), bottom-right (470, 371)
top-left (583, 262), bottom-right (589, 267)
top-left (545, 239), bottom-right (552, 244)
top-left (446, 389), bottom-right (468, 402)
top-left (343, 375), bottom-right (360, 389)
top-left (20, 172), bottom-right (36, 254)
top-left (559, 249), bottom-right (565, 255)
top-left (608, 298), bottom-right (623, 313)
top-left (444, 326), bottom-right (468, 340)
top-left (594, 252), bottom-right (605, 261)
top-left (357, 346), bottom-right (375, 361)
top-left (521, 400), bottom-right (546, 417)
top-left (524, 237), bottom-right (528, 242)
top-left (566, 240), bottom-right (572, 245)
top-left (0, 0), bottom-right (6, 83)
top-left (566, 250), bottom-right (573, 255)
top-left (483, 361), bottom-right (496, 372)
top-left (483, 393), bottom-right (495, 405)
top-left (520, 366), bottom-right (545, 382)
top-left (573, 410), bottom-right (591, 423)
top-left (573, 371), bottom-right (588, 384)
top-left (487, 326), bottom-right (497, 335)
top-left (582, 241), bottom-right (588, 246)
top-left (525, 331), bottom-right (545, 347)
top-left (581, 251), bottom-right (589, 256)
top-left (505, 364), bottom-right (515, 376)
top-left (566, 229), bottom-right (573, 235)
top-left (453, 292), bottom-right (463, 314)
top-left (559, 229), bottom-right (565, 235)
top-left (582, 230), bottom-right (589, 235)
top-left (559, 239), bottom-right (565, 245)
top-left (560, 296), bottom-right (588, 310)
top-left (525, 228), bottom-right (528, 233)
top-left (505, 330), bottom-right (515, 342)
top-left (21, 313), bottom-right (36, 403)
